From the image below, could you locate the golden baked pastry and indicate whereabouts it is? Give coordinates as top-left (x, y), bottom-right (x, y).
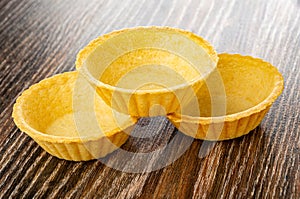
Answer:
top-left (167, 54), bottom-right (284, 140)
top-left (76, 26), bottom-right (218, 117)
top-left (13, 71), bottom-right (137, 161)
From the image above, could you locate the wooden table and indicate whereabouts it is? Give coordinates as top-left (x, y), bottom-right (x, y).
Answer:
top-left (1, 0), bottom-right (299, 198)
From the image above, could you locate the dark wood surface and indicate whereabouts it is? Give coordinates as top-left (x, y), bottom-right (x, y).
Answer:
top-left (1, 0), bottom-right (299, 198)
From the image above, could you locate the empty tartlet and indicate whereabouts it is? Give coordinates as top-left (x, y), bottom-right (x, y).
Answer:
top-left (12, 71), bottom-right (137, 161)
top-left (76, 26), bottom-right (218, 117)
top-left (167, 54), bottom-right (284, 140)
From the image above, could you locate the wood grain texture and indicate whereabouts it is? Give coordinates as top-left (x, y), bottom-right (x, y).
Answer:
top-left (0, 0), bottom-right (299, 198)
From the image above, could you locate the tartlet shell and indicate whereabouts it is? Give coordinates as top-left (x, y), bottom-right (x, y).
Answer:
top-left (167, 54), bottom-right (284, 140)
top-left (76, 26), bottom-right (218, 117)
top-left (12, 71), bottom-right (137, 161)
